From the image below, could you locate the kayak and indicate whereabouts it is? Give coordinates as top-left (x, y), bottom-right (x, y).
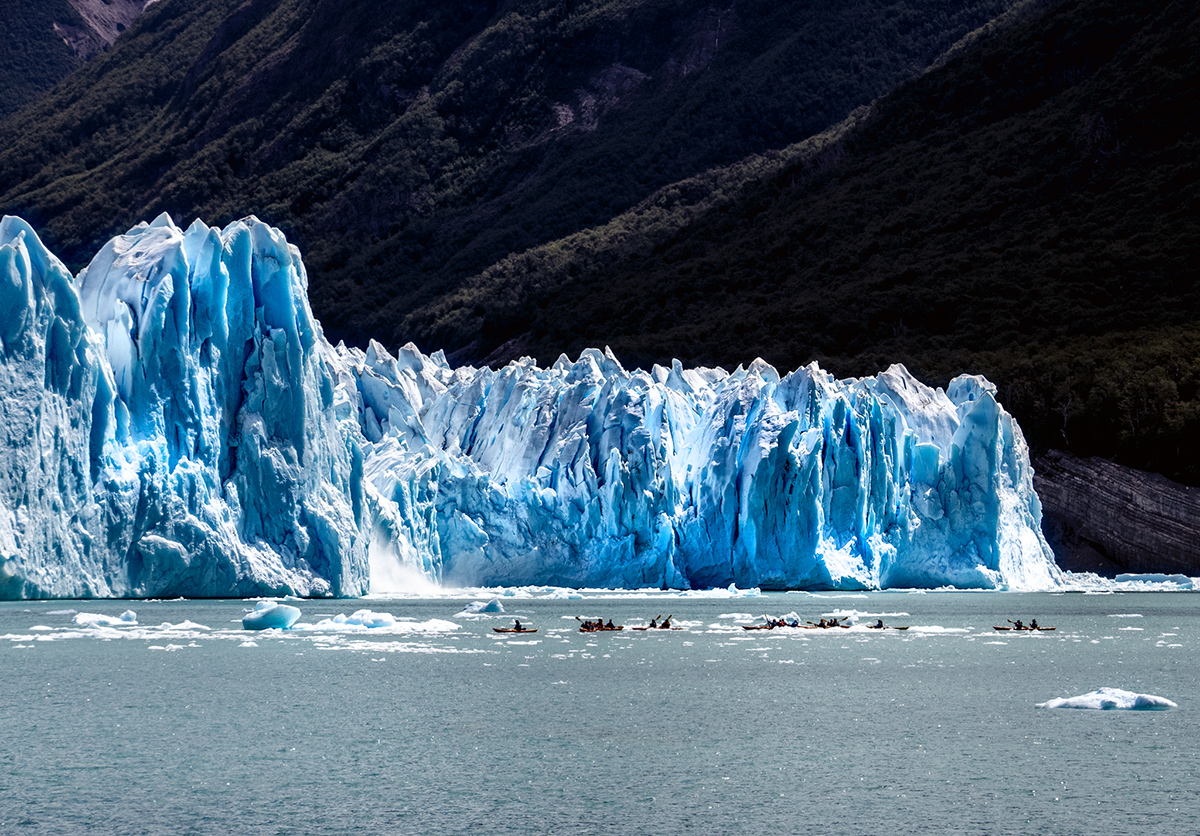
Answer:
top-left (492, 627), bottom-right (537, 633)
top-left (866, 625), bottom-right (910, 630)
top-left (632, 626), bottom-right (683, 631)
top-left (742, 624), bottom-right (775, 630)
top-left (579, 625), bottom-right (624, 632)
top-left (993, 625), bottom-right (1055, 631)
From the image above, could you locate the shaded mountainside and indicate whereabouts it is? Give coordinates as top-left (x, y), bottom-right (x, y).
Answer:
top-left (412, 0), bottom-right (1200, 484)
top-left (1036, 451), bottom-right (1200, 577)
top-left (0, 0), bottom-right (150, 119)
top-left (0, 0), bottom-right (1018, 323)
top-left (1, 0), bottom-right (1196, 493)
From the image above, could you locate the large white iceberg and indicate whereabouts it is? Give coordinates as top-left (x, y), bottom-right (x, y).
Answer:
top-left (1037, 687), bottom-right (1177, 710)
top-left (0, 215), bottom-right (1062, 598)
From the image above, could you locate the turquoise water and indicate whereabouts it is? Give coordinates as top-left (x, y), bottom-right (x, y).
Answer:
top-left (2, 591), bottom-right (1197, 835)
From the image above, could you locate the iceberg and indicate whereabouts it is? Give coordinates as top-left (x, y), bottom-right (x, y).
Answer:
top-left (72, 609), bottom-right (137, 627)
top-left (0, 215), bottom-right (1062, 598)
top-left (241, 601), bottom-right (302, 630)
top-left (1037, 687), bottom-right (1177, 710)
top-left (1114, 573), bottom-right (1193, 589)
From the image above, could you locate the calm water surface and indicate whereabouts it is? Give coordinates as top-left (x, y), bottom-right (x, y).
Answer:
top-left (2, 591), bottom-right (1197, 835)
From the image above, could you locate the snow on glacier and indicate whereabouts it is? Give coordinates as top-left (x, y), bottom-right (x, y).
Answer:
top-left (0, 214), bottom-right (1062, 598)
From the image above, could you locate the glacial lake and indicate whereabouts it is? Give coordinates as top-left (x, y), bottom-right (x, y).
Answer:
top-left (2, 590), bottom-right (1197, 835)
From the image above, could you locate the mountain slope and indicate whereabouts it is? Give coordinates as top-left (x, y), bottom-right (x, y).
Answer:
top-left (0, 0), bottom-right (1018, 338)
top-left (0, 0), bottom-right (150, 119)
top-left (410, 0), bottom-right (1200, 482)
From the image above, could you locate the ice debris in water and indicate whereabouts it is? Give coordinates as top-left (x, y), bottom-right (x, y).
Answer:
top-left (1037, 687), bottom-right (1177, 710)
top-left (242, 601), bottom-right (301, 630)
top-left (0, 214), bottom-right (1062, 598)
top-left (1114, 574), bottom-right (1193, 589)
top-left (461, 599), bottom-right (505, 614)
top-left (73, 610), bottom-right (137, 627)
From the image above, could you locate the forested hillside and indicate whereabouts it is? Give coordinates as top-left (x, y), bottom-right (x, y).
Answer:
top-left (1, 0), bottom-right (1196, 486)
top-left (0, 0), bottom-right (1015, 328)
top-left (0, 1), bottom-right (88, 118)
top-left (0, 0), bottom-right (149, 119)
top-left (411, 0), bottom-right (1200, 484)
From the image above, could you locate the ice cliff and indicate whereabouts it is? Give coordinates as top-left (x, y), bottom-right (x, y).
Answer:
top-left (0, 215), bottom-right (1061, 598)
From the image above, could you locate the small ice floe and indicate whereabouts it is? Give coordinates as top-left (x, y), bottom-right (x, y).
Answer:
top-left (461, 599), bottom-right (504, 615)
top-left (293, 610), bottom-right (459, 633)
top-left (241, 601), bottom-right (301, 630)
top-left (1115, 573), bottom-right (1193, 589)
top-left (1037, 687), bottom-right (1177, 710)
top-left (158, 620), bottom-right (211, 631)
top-left (310, 609), bottom-right (397, 630)
top-left (540, 588), bottom-right (583, 600)
top-left (73, 610), bottom-right (137, 627)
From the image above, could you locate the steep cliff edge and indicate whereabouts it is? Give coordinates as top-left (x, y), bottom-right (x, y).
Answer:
top-left (1035, 450), bottom-right (1200, 576)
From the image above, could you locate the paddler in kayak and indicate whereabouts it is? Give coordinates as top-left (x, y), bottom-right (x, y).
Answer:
top-left (513, 619), bottom-right (523, 632)
top-left (1030, 619), bottom-right (1039, 629)
top-left (874, 619), bottom-right (884, 629)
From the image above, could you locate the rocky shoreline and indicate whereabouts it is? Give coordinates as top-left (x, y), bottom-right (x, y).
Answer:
top-left (1035, 450), bottom-right (1200, 577)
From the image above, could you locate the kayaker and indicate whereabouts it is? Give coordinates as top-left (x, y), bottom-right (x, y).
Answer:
top-left (514, 619), bottom-right (522, 631)
top-left (1030, 619), bottom-right (1039, 630)
top-left (660, 616), bottom-right (671, 628)
top-left (1013, 619), bottom-right (1024, 630)
top-left (649, 616), bottom-right (658, 628)
top-left (875, 619), bottom-right (884, 629)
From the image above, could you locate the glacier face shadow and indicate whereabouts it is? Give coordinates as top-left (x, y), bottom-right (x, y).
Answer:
top-left (0, 215), bottom-right (1060, 598)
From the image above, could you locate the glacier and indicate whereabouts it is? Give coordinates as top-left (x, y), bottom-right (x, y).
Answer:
top-left (0, 214), bottom-right (1062, 599)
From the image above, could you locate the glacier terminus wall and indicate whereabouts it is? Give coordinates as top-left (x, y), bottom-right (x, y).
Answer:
top-left (0, 215), bottom-right (1062, 598)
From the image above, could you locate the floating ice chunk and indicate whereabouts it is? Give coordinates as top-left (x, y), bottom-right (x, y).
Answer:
top-left (1115, 574), bottom-right (1193, 589)
top-left (461, 599), bottom-right (505, 614)
top-left (159, 620), bottom-right (211, 630)
top-left (1037, 687), bottom-right (1177, 710)
top-left (241, 601), bottom-right (301, 630)
top-left (339, 609), bottom-right (397, 628)
top-left (73, 610), bottom-right (137, 627)
top-left (297, 614), bottom-right (458, 633)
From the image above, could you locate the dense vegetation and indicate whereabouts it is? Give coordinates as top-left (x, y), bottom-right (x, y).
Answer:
top-left (0, 1), bottom-right (92, 119)
top-left (1, 0), bottom-right (1196, 484)
top-left (0, 0), bottom-right (1014, 325)
top-left (410, 0), bottom-right (1200, 483)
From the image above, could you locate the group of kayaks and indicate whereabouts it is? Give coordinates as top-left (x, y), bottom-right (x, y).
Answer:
top-left (743, 616), bottom-right (908, 631)
top-left (493, 615), bottom-right (682, 634)
top-left (493, 615), bottom-right (1053, 634)
top-left (578, 615), bottom-right (678, 632)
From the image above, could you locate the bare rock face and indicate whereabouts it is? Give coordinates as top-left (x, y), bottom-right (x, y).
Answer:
top-left (61, 0), bottom-right (153, 60)
top-left (1035, 450), bottom-right (1200, 576)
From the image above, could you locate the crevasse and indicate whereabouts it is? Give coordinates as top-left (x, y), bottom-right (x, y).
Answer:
top-left (0, 215), bottom-right (1061, 598)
